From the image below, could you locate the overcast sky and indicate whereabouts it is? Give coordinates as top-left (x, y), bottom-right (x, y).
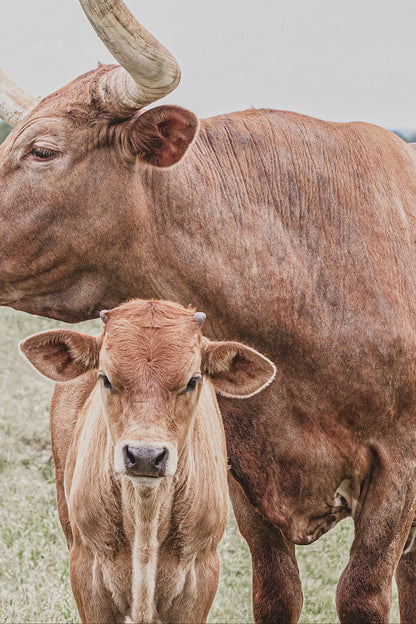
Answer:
top-left (1, 0), bottom-right (416, 129)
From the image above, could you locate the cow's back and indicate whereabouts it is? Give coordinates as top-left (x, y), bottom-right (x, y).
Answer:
top-left (159, 110), bottom-right (416, 429)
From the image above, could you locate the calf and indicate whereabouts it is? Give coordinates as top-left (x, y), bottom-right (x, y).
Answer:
top-left (20, 299), bottom-right (275, 624)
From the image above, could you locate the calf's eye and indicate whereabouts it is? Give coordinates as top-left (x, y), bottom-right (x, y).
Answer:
top-left (182, 374), bottom-right (202, 395)
top-left (98, 372), bottom-right (115, 394)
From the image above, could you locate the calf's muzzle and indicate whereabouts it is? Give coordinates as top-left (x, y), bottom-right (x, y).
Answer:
top-left (123, 444), bottom-right (169, 477)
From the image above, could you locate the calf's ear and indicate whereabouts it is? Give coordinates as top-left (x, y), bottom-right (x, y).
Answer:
top-left (19, 330), bottom-right (100, 382)
top-left (127, 105), bottom-right (199, 167)
top-left (203, 340), bottom-right (276, 398)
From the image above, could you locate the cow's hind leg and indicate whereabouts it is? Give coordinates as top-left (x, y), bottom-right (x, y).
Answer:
top-left (336, 454), bottom-right (416, 624)
top-left (228, 473), bottom-right (303, 624)
top-left (395, 508), bottom-right (416, 624)
top-left (69, 545), bottom-right (125, 624)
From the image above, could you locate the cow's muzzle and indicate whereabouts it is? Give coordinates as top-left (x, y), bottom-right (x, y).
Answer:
top-left (123, 444), bottom-right (169, 478)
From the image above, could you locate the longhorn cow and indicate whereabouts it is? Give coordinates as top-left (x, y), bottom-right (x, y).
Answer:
top-left (1, 1), bottom-right (416, 622)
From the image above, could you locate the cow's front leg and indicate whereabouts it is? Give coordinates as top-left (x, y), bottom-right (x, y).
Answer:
top-left (228, 473), bottom-right (303, 624)
top-left (336, 454), bottom-right (416, 624)
top-left (395, 505), bottom-right (416, 624)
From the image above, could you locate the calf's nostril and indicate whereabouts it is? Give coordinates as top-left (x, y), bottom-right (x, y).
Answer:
top-left (122, 444), bottom-right (169, 476)
top-left (155, 447), bottom-right (168, 468)
top-left (123, 445), bottom-right (136, 468)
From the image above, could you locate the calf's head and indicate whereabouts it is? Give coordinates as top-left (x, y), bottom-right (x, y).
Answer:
top-left (20, 299), bottom-right (276, 485)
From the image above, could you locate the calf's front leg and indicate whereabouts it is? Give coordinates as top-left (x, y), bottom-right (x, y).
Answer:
top-left (69, 545), bottom-right (125, 624)
top-left (156, 548), bottom-right (221, 623)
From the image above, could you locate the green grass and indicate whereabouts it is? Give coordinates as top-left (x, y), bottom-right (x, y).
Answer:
top-left (0, 307), bottom-right (400, 623)
top-left (0, 122), bottom-right (11, 144)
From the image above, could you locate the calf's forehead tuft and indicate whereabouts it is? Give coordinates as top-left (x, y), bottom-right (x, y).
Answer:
top-left (98, 299), bottom-right (203, 389)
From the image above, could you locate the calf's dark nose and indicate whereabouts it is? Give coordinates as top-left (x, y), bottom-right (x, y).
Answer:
top-left (123, 445), bottom-right (169, 477)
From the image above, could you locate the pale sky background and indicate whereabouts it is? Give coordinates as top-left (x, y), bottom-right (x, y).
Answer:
top-left (1, 0), bottom-right (416, 129)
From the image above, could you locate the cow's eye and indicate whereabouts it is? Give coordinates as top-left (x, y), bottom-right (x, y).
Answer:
top-left (25, 146), bottom-right (58, 161)
top-left (98, 372), bottom-right (115, 393)
top-left (182, 374), bottom-right (202, 394)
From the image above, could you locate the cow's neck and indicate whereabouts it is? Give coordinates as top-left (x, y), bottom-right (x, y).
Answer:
top-left (135, 139), bottom-right (278, 348)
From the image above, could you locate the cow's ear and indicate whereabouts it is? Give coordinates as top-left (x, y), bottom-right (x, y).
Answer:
top-left (202, 340), bottom-right (276, 398)
top-left (19, 330), bottom-right (100, 382)
top-left (127, 105), bottom-right (199, 167)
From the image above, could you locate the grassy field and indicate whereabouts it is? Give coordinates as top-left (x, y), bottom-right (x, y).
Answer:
top-left (0, 306), bottom-right (401, 623)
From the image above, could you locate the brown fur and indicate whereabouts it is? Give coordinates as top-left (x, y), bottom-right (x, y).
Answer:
top-left (21, 299), bottom-right (275, 624)
top-left (5, 63), bottom-right (416, 622)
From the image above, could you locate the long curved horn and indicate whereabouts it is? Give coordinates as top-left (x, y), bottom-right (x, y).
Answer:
top-left (79, 0), bottom-right (181, 114)
top-left (0, 68), bottom-right (39, 128)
